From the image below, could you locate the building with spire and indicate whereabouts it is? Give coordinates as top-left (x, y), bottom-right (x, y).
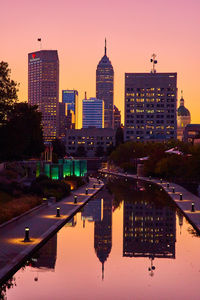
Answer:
top-left (96, 39), bottom-right (114, 128)
top-left (177, 92), bottom-right (191, 141)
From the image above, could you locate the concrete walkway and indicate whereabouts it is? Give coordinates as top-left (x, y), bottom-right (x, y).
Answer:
top-left (100, 169), bottom-right (200, 233)
top-left (0, 177), bottom-right (104, 284)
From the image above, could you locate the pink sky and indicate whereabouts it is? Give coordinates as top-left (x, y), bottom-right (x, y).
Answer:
top-left (1, 0), bottom-right (200, 126)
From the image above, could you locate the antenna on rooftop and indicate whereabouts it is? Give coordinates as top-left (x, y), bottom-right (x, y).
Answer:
top-left (150, 53), bottom-right (157, 73)
top-left (37, 38), bottom-right (42, 50)
top-left (85, 91), bottom-right (87, 99)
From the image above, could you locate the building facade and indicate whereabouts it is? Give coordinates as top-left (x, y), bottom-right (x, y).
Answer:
top-left (62, 90), bottom-right (78, 129)
top-left (125, 73), bottom-right (177, 141)
top-left (96, 40), bottom-right (114, 128)
top-left (177, 95), bottom-right (191, 141)
top-left (28, 50), bottom-right (59, 142)
top-left (113, 105), bottom-right (121, 129)
top-left (65, 128), bottom-right (115, 157)
top-left (183, 124), bottom-right (200, 144)
top-left (82, 97), bottom-right (104, 128)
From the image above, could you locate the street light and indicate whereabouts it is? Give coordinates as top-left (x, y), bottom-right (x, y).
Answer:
top-left (24, 227), bottom-right (30, 242)
top-left (56, 207), bottom-right (60, 217)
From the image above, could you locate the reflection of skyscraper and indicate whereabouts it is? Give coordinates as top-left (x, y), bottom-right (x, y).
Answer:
top-left (32, 235), bottom-right (57, 270)
top-left (96, 40), bottom-right (114, 128)
top-left (123, 200), bottom-right (176, 259)
top-left (28, 50), bottom-right (59, 142)
top-left (82, 198), bottom-right (102, 223)
top-left (94, 196), bottom-right (112, 280)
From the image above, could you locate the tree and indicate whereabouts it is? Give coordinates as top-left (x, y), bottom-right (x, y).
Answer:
top-left (115, 127), bottom-right (124, 147)
top-left (0, 61), bottom-right (18, 125)
top-left (0, 103), bottom-right (44, 161)
top-left (52, 138), bottom-right (66, 158)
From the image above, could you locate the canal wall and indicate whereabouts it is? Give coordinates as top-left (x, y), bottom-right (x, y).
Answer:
top-left (0, 177), bottom-right (104, 284)
top-left (100, 169), bottom-right (200, 234)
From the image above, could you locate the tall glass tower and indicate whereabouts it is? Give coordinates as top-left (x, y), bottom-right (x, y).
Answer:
top-left (96, 40), bottom-right (114, 128)
top-left (82, 97), bottom-right (104, 128)
top-left (62, 90), bottom-right (78, 129)
top-left (28, 50), bottom-right (59, 142)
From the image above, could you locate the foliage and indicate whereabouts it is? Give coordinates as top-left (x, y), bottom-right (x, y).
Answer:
top-left (52, 138), bottom-right (66, 158)
top-left (30, 175), bottom-right (71, 200)
top-left (75, 146), bottom-right (86, 157)
top-left (64, 175), bottom-right (85, 188)
top-left (115, 126), bottom-right (124, 147)
top-left (0, 102), bottom-right (44, 161)
top-left (95, 146), bottom-right (104, 157)
top-left (0, 61), bottom-right (18, 125)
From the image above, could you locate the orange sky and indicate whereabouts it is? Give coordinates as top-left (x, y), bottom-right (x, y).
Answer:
top-left (1, 0), bottom-right (200, 127)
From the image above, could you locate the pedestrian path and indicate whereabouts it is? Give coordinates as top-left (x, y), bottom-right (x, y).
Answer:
top-left (0, 177), bottom-right (104, 284)
top-left (100, 169), bottom-right (200, 233)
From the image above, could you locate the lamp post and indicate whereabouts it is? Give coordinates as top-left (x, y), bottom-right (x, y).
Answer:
top-left (85, 188), bottom-right (88, 195)
top-left (191, 202), bottom-right (195, 212)
top-left (74, 195), bottom-right (77, 203)
top-left (24, 227), bottom-right (30, 242)
top-left (180, 194), bottom-right (183, 200)
top-left (56, 207), bottom-right (60, 217)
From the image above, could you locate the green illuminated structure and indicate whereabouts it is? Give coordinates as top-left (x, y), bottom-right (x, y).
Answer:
top-left (38, 159), bottom-right (87, 180)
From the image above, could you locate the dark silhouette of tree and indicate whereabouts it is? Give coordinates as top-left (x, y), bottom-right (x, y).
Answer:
top-left (52, 138), bottom-right (66, 158)
top-left (106, 143), bottom-right (115, 156)
top-left (115, 127), bottom-right (124, 147)
top-left (95, 146), bottom-right (104, 157)
top-left (0, 103), bottom-right (44, 161)
top-left (0, 61), bottom-right (18, 125)
top-left (75, 146), bottom-right (86, 157)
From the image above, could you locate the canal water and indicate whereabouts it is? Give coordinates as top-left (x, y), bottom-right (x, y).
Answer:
top-left (1, 177), bottom-right (200, 300)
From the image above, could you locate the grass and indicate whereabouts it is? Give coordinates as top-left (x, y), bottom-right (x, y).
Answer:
top-left (0, 193), bottom-right (42, 225)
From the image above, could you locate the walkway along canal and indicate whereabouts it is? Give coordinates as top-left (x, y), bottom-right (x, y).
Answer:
top-left (100, 169), bottom-right (200, 234)
top-left (0, 177), bottom-right (104, 284)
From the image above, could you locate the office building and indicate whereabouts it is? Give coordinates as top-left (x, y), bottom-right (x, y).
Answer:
top-left (82, 97), bottom-right (104, 128)
top-left (183, 124), bottom-right (200, 144)
top-left (113, 105), bottom-right (121, 129)
top-left (125, 73), bottom-right (177, 141)
top-left (65, 127), bottom-right (115, 157)
top-left (62, 90), bottom-right (78, 128)
top-left (177, 93), bottom-right (191, 141)
top-left (96, 40), bottom-right (114, 128)
top-left (28, 50), bottom-right (59, 142)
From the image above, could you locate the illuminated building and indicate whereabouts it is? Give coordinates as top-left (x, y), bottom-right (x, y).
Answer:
top-left (177, 93), bottom-right (191, 141)
top-left (183, 124), bottom-right (200, 144)
top-left (113, 105), bottom-right (121, 129)
top-left (28, 50), bottom-right (59, 142)
top-left (62, 90), bottom-right (78, 129)
top-left (96, 39), bottom-right (114, 128)
top-left (94, 196), bottom-right (112, 280)
top-left (65, 128), bottom-right (115, 157)
top-left (82, 97), bottom-right (104, 128)
top-left (125, 73), bottom-right (177, 141)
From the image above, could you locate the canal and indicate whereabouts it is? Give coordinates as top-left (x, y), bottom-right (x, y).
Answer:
top-left (1, 177), bottom-right (200, 300)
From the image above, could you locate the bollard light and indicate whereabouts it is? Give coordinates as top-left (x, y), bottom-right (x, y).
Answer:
top-left (191, 202), bottom-right (195, 212)
top-left (24, 227), bottom-right (30, 242)
top-left (160, 188), bottom-right (162, 191)
top-left (180, 194), bottom-right (183, 200)
top-left (160, 179), bottom-right (162, 183)
top-left (167, 183), bottom-right (169, 188)
top-left (98, 180), bottom-right (100, 184)
top-left (172, 187), bottom-right (175, 193)
top-left (149, 176), bottom-right (151, 180)
top-left (86, 188), bottom-right (88, 195)
top-left (56, 207), bottom-right (60, 217)
top-left (74, 195), bottom-right (77, 203)
top-left (93, 184), bottom-right (95, 189)
top-left (149, 184), bottom-right (151, 188)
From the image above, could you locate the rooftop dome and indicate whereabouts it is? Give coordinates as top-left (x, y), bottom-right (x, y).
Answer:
top-left (177, 97), bottom-right (190, 117)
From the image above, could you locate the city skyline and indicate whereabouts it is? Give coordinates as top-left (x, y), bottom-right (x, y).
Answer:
top-left (1, 0), bottom-right (200, 128)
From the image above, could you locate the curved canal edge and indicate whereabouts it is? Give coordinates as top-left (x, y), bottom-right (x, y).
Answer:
top-left (0, 177), bottom-right (104, 285)
top-left (100, 169), bottom-right (200, 235)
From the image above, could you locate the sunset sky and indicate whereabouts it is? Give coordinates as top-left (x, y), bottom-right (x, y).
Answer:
top-left (1, 0), bottom-right (200, 126)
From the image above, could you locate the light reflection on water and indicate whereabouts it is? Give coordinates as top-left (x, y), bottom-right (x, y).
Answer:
top-left (2, 178), bottom-right (200, 300)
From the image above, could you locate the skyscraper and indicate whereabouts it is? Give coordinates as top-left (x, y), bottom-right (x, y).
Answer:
top-left (62, 90), bottom-right (78, 129)
top-left (96, 40), bottom-right (114, 128)
top-left (113, 105), bottom-right (121, 129)
top-left (28, 50), bottom-right (59, 142)
top-left (125, 73), bottom-right (177, 141)
top-left (82, 97), bottom-right (104, 128)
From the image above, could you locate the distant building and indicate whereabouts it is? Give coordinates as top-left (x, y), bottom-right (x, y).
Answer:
top-left (62, 90), bottom-right (78, 129)
top-left (183, 124), bottom-right (200, 144)
top-left (113, 105), bottom-right (121, 129)
top-left (96, 39), bottom-right (114, 128)
top-left (125, 73), bottom-right (177, 141)
top-left (177, 94), bottom-right (191, 141)
top-left (82, 97), bottom-right (104, 128)
top-left (28, 50), bottom-right (59, 142)
top-left (65, 128), bottom-right (115, 157)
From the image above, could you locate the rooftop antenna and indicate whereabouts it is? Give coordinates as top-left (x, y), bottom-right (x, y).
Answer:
top-left (105, 38), bottom-right (107, 56)
top-left (150, 53), bottom-right (157, 73)
top-left (85, 91), bottom-right (87, 99)
top-left (37, 38), bottom-right (42, 50)
top-left (181, 90), bottom-right (183, 99)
